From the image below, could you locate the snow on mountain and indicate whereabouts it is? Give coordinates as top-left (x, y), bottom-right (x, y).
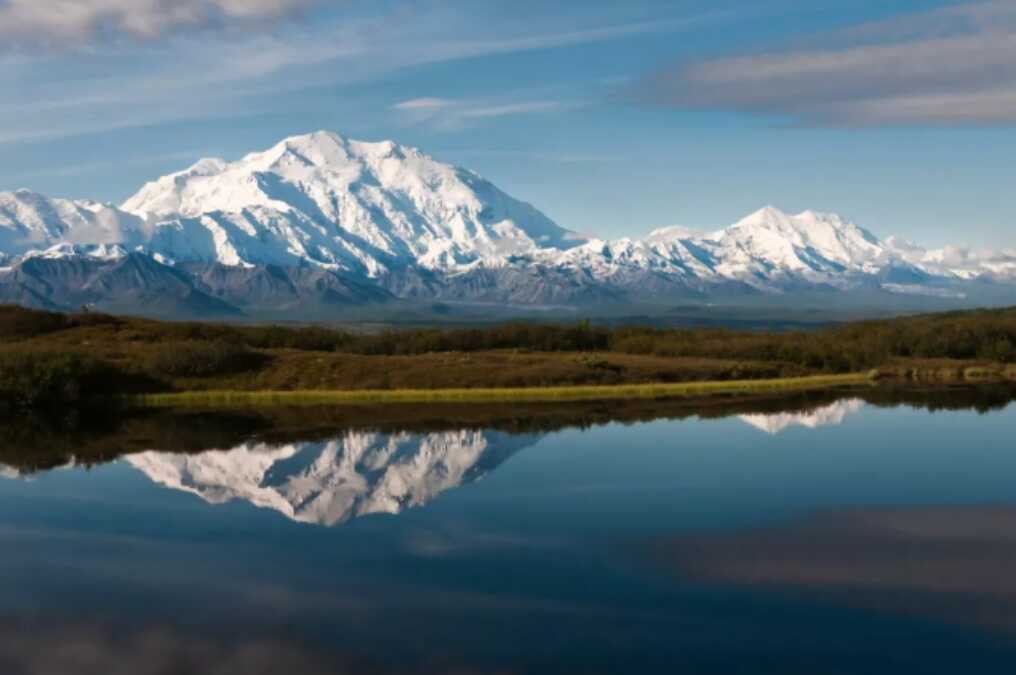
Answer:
top-left (124, 429), bottom-right (539, 526)
top-left (705, 207), bottom-right (891, 288)
top-left (546, 235), bottom-right (720, 292)
top-left (0, 131), bottom-right (1013, 310)
top-left (0, 189), bottom-right (148, 256)
top-left (885, 236), bottom-right (1016, 282)
top-left (646, 225), bottom-right (710, 243)
top-left (739, 399), bottom-right (866, 434)
top-left (123, 131), bottom-right (585, 275)
top-left (23, 243), bottom-right (130, 261)
top-left (543, 206), bottom-right (952, 293)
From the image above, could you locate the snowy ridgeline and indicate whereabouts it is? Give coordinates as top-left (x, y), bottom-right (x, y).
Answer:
top-left (1, 131), bottom-right (1013, 311)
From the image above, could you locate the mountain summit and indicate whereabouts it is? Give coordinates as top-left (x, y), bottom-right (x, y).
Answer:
top-left (0, 131), bottom-right (1013, 316)
top-left (123, 130), bottom-right (584, 274)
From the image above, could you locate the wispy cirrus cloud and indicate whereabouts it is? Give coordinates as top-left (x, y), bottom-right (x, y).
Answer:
top-left (447, 149), bottom-right (622, 164)
top-left (638, 0), bottom-right (1016, 126)
top-left (0, 0), bottom-right (322, 47)
top-left (393, 97), bottom-right (577, 130)
top-left (0, 6), bottom-right (703, 147)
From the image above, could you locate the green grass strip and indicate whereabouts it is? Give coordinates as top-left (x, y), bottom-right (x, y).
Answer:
top-left (132, 373), bottom-right (875, 408)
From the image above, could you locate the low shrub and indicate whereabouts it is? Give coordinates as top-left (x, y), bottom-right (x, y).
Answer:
top-left (0, 306), bottom-right (69, 341)
top-left (0, 351), bottom-right (118, 409)
top-left (146, 341), bottom-right (268, 378)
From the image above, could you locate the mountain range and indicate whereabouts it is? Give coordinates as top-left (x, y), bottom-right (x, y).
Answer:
top-left (2, 130), bottom-right (1013, 318)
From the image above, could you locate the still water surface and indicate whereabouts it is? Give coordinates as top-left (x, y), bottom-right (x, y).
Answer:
top-left (2, 393), bottom-right (1016, 673)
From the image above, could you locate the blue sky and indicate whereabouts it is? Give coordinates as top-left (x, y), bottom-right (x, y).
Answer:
top-left (1, 0), bottom-right (1013, 248)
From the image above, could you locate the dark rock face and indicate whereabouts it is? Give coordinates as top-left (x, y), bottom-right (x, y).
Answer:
top-left (0, 254), bottom-right (239, 317)
top-left (183, 263), bottom-right (392, 310)
top-left (0, 251), bottom-right (1011, 320)
top-left (0, 255), bottom-right (393, 318)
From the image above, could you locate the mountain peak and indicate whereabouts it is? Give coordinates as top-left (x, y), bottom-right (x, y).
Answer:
top-left (733, 206), bottom-right (858, 229)
top-left (259, 131), bottom-right (422, 169)
top-left (288, 129), bottom-right (346, 146)
top-left (118, 130), bottom-right (582, 272)
top-left (265, 130), bottom-right (349, 164)
top-left (185, 157), bottom-right (228, 176)
top-left (738, 205), bottom-right (791, 225)
top-left (713, 206), bottom-right (887, 276)
top-left (728, 205), bottom-right (874, 240)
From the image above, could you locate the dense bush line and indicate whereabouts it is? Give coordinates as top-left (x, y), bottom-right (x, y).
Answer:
top-left (0, 351), bottom-right (119, 410)
top-left (229, 311), bottom-right (1015, 371)
top-left (0, 305), bottom-right (1013, 388)
top-left (145, 341), bottom-right (269, 378)
top-left (608, 320), bottom-right (1016, 371)
top-left (0, 305), bottom-right (122, 341)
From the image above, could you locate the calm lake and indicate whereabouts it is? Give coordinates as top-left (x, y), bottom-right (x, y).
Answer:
top-left (2, 388), bottom-right (1016, 674)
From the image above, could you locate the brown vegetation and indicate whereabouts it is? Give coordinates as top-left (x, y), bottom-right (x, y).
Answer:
top-left (0, 304), bottom-right (1014, 410)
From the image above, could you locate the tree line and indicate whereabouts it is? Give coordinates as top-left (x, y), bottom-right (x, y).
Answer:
top-left (1, 304), bottom-right (1014, 410)
top-left (3, 304), bottom-right (1015, 366)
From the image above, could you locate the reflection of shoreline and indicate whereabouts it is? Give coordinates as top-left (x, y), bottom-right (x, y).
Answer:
top-left (124, 430), bottom-right (540, 526)
top-left (739, 399), bottom-right (865, 434)
top-left (0, 398), bottom-right (870, 487)
top-left (648, 506), bottom-right (1016, 635)
top-left (1, 384), bottom-right (1014, 476)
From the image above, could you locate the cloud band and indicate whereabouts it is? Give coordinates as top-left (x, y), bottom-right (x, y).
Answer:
top-left (638, 1), bottom-right (1016, 126)
top-left (0, 0), bottom-right (319, 46)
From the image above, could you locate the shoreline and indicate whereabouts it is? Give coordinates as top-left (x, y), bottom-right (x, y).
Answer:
top-left (132, 372), bottom-right (876, 407)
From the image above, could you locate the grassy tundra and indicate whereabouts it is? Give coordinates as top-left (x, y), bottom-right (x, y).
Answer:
top-left (0, 305), bottom-right (1014, 410)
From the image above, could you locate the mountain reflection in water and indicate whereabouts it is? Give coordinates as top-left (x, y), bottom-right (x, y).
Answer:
top-left (125, 430), bottom-right (539, 526)
top-left (2, 387), bottom-right (1016, 674)
top-left (739, 398), bottom-right (865, 434)
top-left (0, 398), bottom-right (871, 526)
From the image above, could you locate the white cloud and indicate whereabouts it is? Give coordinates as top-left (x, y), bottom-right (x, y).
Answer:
top-left (392, 97), bottom-right (456, 111)
top-left (640, 0), bottom-right (1016, 126)
top-left (0, 0), bottom-right (319, 45)
top-left (450, 149), bottom-right (619, 164)
top-left (460, 101), bottom-right (571, 119)
top-left (0, 4), bottom-right (714, 147)
top-left (392, 97), bottom-right (575, 130)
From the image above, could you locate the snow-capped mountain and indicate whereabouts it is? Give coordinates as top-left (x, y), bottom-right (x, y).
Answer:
top-left (0, 130), bottom-right (1012, 315)
top-left (709, 208), bottom-right (889, 282)
top-left (0, 189), bottom-right (149, 256)
top-left (124, 429), bottom-right (538, 526)
top-left (885, 236), bottom-right (1016, 282)
top-left (546, 206), bottom-right (929, 294)
top-left (123, 131), bottom-right (584, 275)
